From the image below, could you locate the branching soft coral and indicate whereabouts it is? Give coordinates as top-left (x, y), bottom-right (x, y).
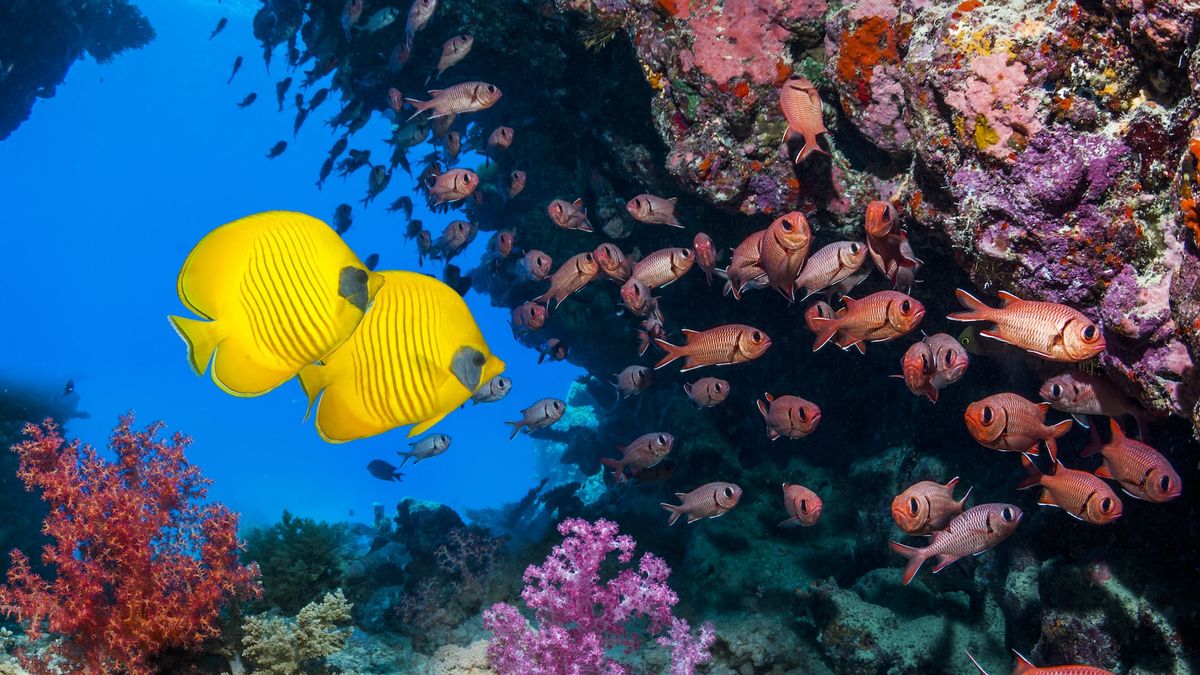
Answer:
top-left (483, 518), bottom-right (714, 675)
top-left (0, 416), bottom-right (260, 675)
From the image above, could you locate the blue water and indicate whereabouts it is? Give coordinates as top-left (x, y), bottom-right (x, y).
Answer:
top-left (0, 0), bottom-right (582, 527)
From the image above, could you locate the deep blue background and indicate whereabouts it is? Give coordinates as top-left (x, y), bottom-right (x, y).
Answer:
top-left (0, 0), bottom-right (581, 527)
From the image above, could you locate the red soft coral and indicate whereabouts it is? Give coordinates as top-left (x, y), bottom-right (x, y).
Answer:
top-left (0, 415), bottom-right (260, 675)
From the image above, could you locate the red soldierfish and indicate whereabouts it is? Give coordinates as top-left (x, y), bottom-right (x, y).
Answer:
top-left (547, 198), bottom-right (593, 232)
top-left (488, 126), bottom-right (514, 151)
top-left (964, 393), bottom-right (1072, 458)
top-left (508, 170), bottom-right (527, 198)
top-left (510, 301), bottom-right (546, 336)
top-left (804, 301), bottom-right (834, 334)
top-left (779, 77), bottom-right (829, 163)
top-left (948, 289), bottom-right (1105, 362)
top-left (779, 484), bottom-right (822, 527)
top-left (1039, 371), bottom-right (1146, 434)
top-left (406, 81), bottom-right (501, 120)
top-left (594, 243), bottom-right (632, 282)
top-left (757, 393), bottom-right (821, 440)
top-left (601, 432), bottom-right (674, 483)
top-left (506, 398), bottom-right (565, 439)
top-left (532, 252), bottom-right (599, 307)
top-left (405, 0), bottom-right (437, 49)
top-left (637, 315), bottom-right (667, 357)
top-left (891, 478), bottom-right (969, 535)
top-left (896, 340), bottom-right (938, 402)
top-left (654, 324), bottom-right (771, 371)
top-left (759, 212), bottom-right (811, 301)
top-left (683, 377), bottom-right (730, 407)
top-left (967, 650), bottom-right (1117, 675)
top-left (435, 34), bottom-right (472, 78)
top-left (661, 482), bottom-right (742, 525)
top-left (924, 332), bottom-right (970, 390)
top-left (619, 277), bottom-right (662, 320)
top-left (889, 503), bottom-right (1023, 584)
top-left (1082, 419), bottom-right (1181, 502)
top-left (425, 168), bottom-right (478, 204)
top-left (1018, 454), bottom-right (1122, 525)
top-left (864, 201), bottom-right (920, 286)
top-left (614, 365), bottom-right (651, 398)
top-left (795, 241), bottom-right (868, 300)
top-left (492, 230), bottom-right (515, 259)
top-left (626, 194), bottom-right (684, 228)
top-left (632, 247), bottom-right (694, 289)
top-left (519, 250), bottom-right (552, 281)
top-left (693, 232), bottom-right (717, 284)
top-left (722, 230), bottom-right (766, 300)
top-left (810, 291), bottom-right (925, 353)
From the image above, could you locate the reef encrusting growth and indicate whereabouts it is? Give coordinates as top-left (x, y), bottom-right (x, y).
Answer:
top-left (0, 0), bottom-right (155, 140)
top-left (234, 0), bottom-right (1200, 671)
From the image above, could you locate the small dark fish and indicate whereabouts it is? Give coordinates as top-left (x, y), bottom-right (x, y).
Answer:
top-left (364, 253), bottom-right (380, 270)
top-left (266, 140), bottom-right (287, 158)
top-left (362, 165), bottom-right (391, 206)
top-left (333, 203), bottom-right (353, 234)
top-left (237, 92), bottom-right (257, 108)
top-left (293, 107), bottom-right (310, 137)
top-left (337, 149), bottom-right (371, 177)
top-left (308, 87), bottom-right (330, 111)
top-left (404, 219), bottom-right (423, 240)
top-left (387, 196), bottom-right (414, 219)
top-left (209, 17), bottom-right (227, 40)
top-left (329, 137), bottom-right (348, 159)
top-left (316, 156), bottom-right (334, 189)
top-left (367, 459), bottom-right (404, 482)
top-left (63, 380), bottom-right (74, 397)
top-left (443, 264), bottom-right (471, 296)
top-left (275, 77), bottom-right (292, 112)
top-left (227, 56), bottom-right (243, 84)
top-left (293, 92), bottom-right (304, 110)
top-left (536, 339), bottom-right (569, 364)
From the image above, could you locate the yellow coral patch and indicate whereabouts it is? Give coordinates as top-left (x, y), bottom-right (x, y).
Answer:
top-left (973, 115), bottom-right (999, 148)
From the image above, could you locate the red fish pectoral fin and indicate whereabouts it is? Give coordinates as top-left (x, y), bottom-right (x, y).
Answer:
top-left (677, 357), bottom-right (703, 373)
top-left (1016, 454), bottom-right (1043, 490)
top-left (947, 288), bottom-right (992, 322)
top-left (778, 518), bottom-right (800, 528)
top-left (888, 541), bottom-right (926, 585)
top-left (1093, 461), bottom-right (1114, 479)
top-left (1037, 488), bottom-right (1059, 507)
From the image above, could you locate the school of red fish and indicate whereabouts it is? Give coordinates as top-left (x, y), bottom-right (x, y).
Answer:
top-left (396, 16), bottom-right (1164, 666)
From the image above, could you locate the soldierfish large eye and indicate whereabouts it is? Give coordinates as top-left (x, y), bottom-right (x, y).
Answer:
top-left (723, 486), bottom-right (734, 499)
top-left (901, 300), bottom-right (912, 313)
top-left (657, 434), bottom-right (667, 445)
top-left (1050, 384), bottom-right (1062, 398)
top-left (751, 331), bottom-right (762, 342)
top-left (981, 406), bottom-right (994, 425)
top-left (1100, 497), bottom-right (1114, 513)
top-left (797, 408), bottom-right (808, 422)
top-left (799, 499), bottom-right (809, 513)
top-left (908, 498), bottom-right (919, 515)
top-left (1082, 325), bottom-right (1099, 342)
top-left (1159, 475), bottom-right (1171, 492)
top-left (782, 220), bottom-right (794, 231)
top-left (714, 382), bottom-right (723, 392)
top-left (919, 354), bottom-right (929, 370)
top-left (850, 243), bottom-right (860, 254)
top-left (1002, 507), bottom-right (1014, 521)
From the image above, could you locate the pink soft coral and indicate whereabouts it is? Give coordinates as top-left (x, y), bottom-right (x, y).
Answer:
top-left (683, 0), bottom-right (826, 85)
top-left (944, 51), bottom-right (1044, 159)
top-left (484, 518), bottom-right (714, 675)
top-left (0, 416), bottom-right (260, 675)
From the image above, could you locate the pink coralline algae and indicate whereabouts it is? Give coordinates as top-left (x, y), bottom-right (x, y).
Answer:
top-left (944, 51), bottom-right (1044, 159)
top-left (483, 518), bottom-right (714, 675)
top-left (680, 0), bottom-right (826, 85)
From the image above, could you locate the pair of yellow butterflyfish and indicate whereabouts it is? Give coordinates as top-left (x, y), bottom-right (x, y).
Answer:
top-left (167, 211), bottom-right (505, 442)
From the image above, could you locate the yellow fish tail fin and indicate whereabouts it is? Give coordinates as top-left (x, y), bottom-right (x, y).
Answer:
top-left (409, 411), bottom-right (451, 438)
top-left (168, 315), bottom-right (221, 376)
top-left (297, 365), bottom-right (328, 421)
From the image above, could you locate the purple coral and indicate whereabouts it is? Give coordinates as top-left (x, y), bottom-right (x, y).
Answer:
top-left (484, 518), bottom-right (715, 675)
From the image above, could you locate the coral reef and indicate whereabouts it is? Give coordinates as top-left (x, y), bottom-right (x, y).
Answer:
top-left (241, 589), bottom-right (354, 675)
top-left (0, 0), bottom-right (155, 140)
top-left (0, 415), bottom-right (260, 675)
top-left (245, 510), bottom-right (346, 614)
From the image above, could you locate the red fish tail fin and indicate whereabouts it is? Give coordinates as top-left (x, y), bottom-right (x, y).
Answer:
top-left (660, 502), bottom-right (684, 526)
top-left (599, 457), bottom-right (625, 482)
top-left (947, 288), bottom-right (993, 322)
top-left (964, 651), bottom-right (989, 675)
top-left (958, 485), bottom-right (972, 507)
top-left (888, 541), bottom-right (927, 585)
top-left (1016, 454), bottom-right (1043, 490)
top-left (404, 97), bottom-right (437, 121)
top-left (653, 339), bottom-right (684, 369)
top-left (794, 133), bottom-right (829, 163)
top-left (810, 316), bottom-right (840, 351)
top-left (1043, 419), bottom-right (1072, 461)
